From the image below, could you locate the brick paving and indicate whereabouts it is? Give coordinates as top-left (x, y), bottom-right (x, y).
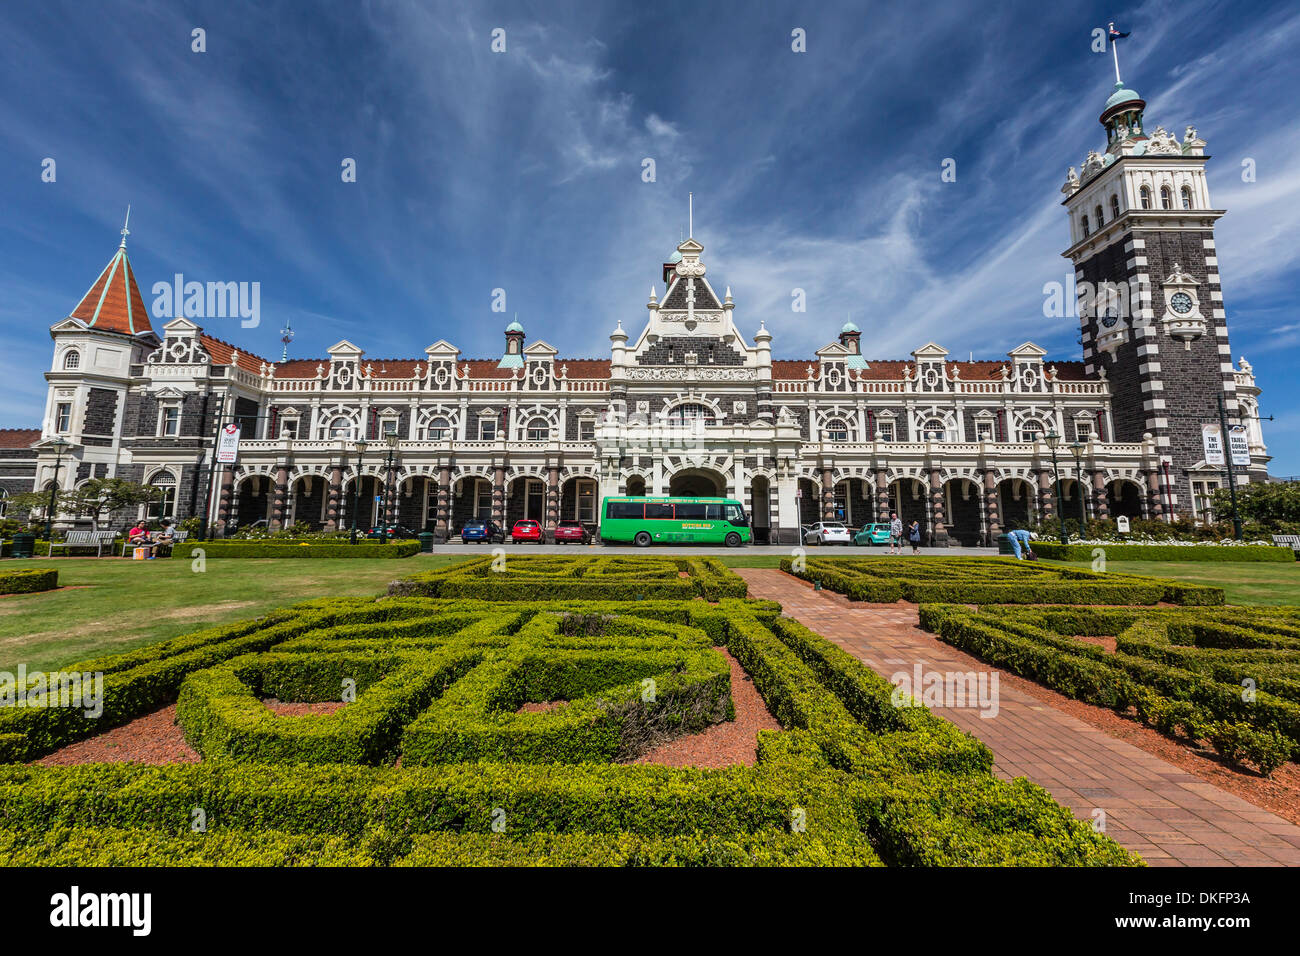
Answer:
top-left (738, 568), bottom-right (1300, 867)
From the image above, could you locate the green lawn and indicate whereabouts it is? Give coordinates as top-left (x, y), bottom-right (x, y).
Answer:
top-left (0, 555), bottom-right (465, 671)
top-left (1042, 559), bottom-right (1300, 606)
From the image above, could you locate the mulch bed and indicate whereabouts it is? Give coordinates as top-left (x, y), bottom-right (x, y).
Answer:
top-left (263, 699), bottom-right (348, 716)
top-left (34, 705), bottom-right (199, 766)
top-left (518, 700), bottom-right (568, 713)
top-left (629, 648), bottom-right (780, 768)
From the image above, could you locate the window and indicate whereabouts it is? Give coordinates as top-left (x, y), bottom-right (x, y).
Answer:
top-left (825, 418), bottom-right (849, 442)
top-left (1019, 420), bottom-right (1045, 443)
top-left (606, 500), bottom-right (643, 519)
top-left (524, 478), bottom-right (545, 519)
top-left (424, 417), bottom-right (450, 441)
top-left (645, 503), bottom-right (674, 519)
top-left (877, 421), bottom-right (894, 442)
top-left (1181, 185), bottom-right (1193, 210)
top-left (63, 350), bottom-right (80, 370)
top-left (328, 417), bottom-right (352, 439)
top-left (667, 403), bottom-right (716, 425)
top-left (578, 418), bottom-right (596, 441)
top-left (379, 418), bottom-right (399, 438)
top-left (280, 419), bottom-right (299, 440)
top-left (1160, 186), bottom-right (1172, 209)
top-left (1139, 186), bottom-right (1152, 209)
top-left (1110, 195), bottom-right (1120, 220)
top-left (55, 402), bottom-right (72, 433)
top-left (975, 420), bottom-right (995, 442)
top-left (1081, 215), bottom-right (1090, 237)
top-left (160, 406), bottom-right (180, 437)
top-left (922, 419), bottom-right (946, 441)
top-left (479, 419), bottom-right (497, 441)
top-left (723, 504), bottom-right (747, 526)
top-left (0, 489), bottom-right (8, 518)
top-left (1074, 418), bottom-right (1094, 443)
top-left (525, 418), bottom-right (549, 441)
top-left (147, 473), bottom-right (177, 520)
top-left (1094, 204), bottom-right (1104, 227)
top-left (475, 478), bottom-right (492, 519)
top-left (576, 480), bottom-right (596, 522)
top-left (676, 502), bottom-right (707, 519)
top-left (1191, 479), bottom-right (1219, 522)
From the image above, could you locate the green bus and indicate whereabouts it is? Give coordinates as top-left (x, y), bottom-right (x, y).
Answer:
top-left (599, 496), bottom-right (752, 547)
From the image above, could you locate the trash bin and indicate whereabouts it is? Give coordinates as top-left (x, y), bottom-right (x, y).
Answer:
top-left (10, 533), bottom-right (36, 559)
top-left (418, 532), bottom-right (434, 553)
top-left (996, 533), bottom-right (1015, 555)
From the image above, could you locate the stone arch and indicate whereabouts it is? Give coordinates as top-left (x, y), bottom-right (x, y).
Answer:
top-left (668, 467), bottom-right (726, 498)
top-left (832, 476), bottom-right (873, 528)
top-left (997, 476), bottom-right (1036, 530)
top-left (1106, 478), bottom-right (1144, 519)
top-left (944, 477), bottom-right (982, 546)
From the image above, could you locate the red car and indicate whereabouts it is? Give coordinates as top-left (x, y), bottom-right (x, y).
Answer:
top-left (510, 519), bottom-right (544, 544)
top-left (553, 519), bottom-right (590, 545)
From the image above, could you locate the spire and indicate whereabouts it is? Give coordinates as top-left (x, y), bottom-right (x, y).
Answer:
top-left (688, 192), bottom-right (694, 239)
top-left (69, 228), bottom-right (154, 336)
top-left (119, 205), bottom-right (131, 249)
top-left (280, 319), bottom-right (294, 362)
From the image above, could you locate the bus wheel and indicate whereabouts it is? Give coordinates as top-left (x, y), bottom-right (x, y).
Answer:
top-left (634, 531), bottom-right (652, 548)
top-left (724, 532), bottom-right (742, 548)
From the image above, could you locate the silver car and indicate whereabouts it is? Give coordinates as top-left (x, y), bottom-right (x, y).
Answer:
top-left (803, 521), bottom-right (852, 545)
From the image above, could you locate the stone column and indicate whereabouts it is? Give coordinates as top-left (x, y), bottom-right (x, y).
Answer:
top-left (821, 466), bottom-right (834, 522)
top-left (1146, 469), bottom-right (1165, 521)
top-left (1091, 471), bottom-right (1109, 521)
top-left (928, 468), bottom-right (949, 547)
top-left (982, 469), bottom-right (1001, 545)
top-left (545, 463), bottom-right (560, 542)
top-left (325, 462), bottom-right (342, 531)
top-left (492, 463), bottom-right (506, 526)
top-left (435, 463), bottom-right (451, 542)
top-left (1036, 470), bottom-right (1055, 525)
top-left (271, 464), bottom-right (288, 530)
top-left (217, 466), bottom-right (235, 533)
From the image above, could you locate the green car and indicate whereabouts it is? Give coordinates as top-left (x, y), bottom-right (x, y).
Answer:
top-left (853, 523), bottom-right (892, 546)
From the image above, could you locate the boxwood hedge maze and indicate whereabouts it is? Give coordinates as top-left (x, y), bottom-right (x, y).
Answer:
top-left (0, 556), bottom-right (1137, 867)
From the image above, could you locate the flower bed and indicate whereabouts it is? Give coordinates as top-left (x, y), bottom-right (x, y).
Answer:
top-left (0, 590), bottom-right (1135, 866)
top-left (1032, 542), bottom-right (1294, 562)
top-left (188, 540), bottom-right (421, 558)
top-left (781, 555), bottom-right (1223, 605)
top-left (0, 568), bottom-right (58, 595)
top-left (918, 604), bottom-right (1300, 775)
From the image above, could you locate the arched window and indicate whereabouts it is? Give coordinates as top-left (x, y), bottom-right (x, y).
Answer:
top-left (525, 417), bottom-right (549, 441)
top-left (0, 488), bottom-right (8, 518)
top-left (1081, 215), bottom-right (1090, 237)
top-left (1139, 186), bottom-right (1152, 209)
top-left (147, 472), bottom-right (177, 520)
top-left (1110, 194), bottom-right (1120, 220)
top-left (667, 403), bottom-right (716, 425)
top-left (1181, 185), bottom-right (1192, 209)
top-left (1019, 419), bottom-right (1045, 443)
top-left (328, 417), bottom-right (353, 439)
top-left (825, 418), bottom-right (849, 442)
top-left (424, 417), bottom-right (450, 441)
top-left (63, 350), bottom-right (81, 370)
top-left (1094, 204), bottom-right (1104, 227)
top-left (1160, 186), bottom-right (1172, 209)
top-left (922, 419), bottom-right (946, 441)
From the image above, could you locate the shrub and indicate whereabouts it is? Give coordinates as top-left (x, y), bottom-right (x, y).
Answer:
top-left (0, 568), bottom-right (58, 594)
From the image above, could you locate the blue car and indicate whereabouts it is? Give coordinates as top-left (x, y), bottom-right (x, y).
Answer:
top-left (460, 518), bottom-right (506, 544)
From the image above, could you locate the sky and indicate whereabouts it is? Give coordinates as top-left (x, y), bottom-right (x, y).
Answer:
top-left (1, 0), bottom-right (1297, 471)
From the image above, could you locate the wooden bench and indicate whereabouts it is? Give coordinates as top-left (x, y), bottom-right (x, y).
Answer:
top-left (48, 530), bottom-right (118, 557)
top-left (1272, 534), bottom-right (1300, 551)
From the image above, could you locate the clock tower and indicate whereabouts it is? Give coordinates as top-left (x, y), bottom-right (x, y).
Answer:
top-left (1060, 74), bottom-right (1264, 518)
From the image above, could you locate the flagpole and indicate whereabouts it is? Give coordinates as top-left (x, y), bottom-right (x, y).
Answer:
top-left (1109, 23), bottom-right (1122, 83)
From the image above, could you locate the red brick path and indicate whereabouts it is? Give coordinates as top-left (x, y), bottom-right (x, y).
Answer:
top-left (738, 568), bottom-right (1300, 867)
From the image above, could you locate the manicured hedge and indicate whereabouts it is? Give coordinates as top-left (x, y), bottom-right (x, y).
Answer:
top-left (1033, 542), bottom-right (1295, 562)
top-left (0, 826), bottom-right (373, 867)
top-left (0, 568), bottom-right (57, 594)
top-left (919, 603), bottom-right (1300, 775)
top-left (782, 555), bottom-right (1224, 605)
top-left (0, 582), bottom-right (1139, 867)
top-left (190, 540), bottom-right (421, 558)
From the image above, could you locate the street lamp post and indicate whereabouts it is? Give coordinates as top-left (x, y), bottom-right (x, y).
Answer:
top-left (349, 437), bottom-right (368, 545)
top-left (1068, 441), bottom-right (1088, 536)
top-left (382, 432), bottom-right (400, 542)
top-left (1045, 431), bottom-right (1068, 545)
top-left (43, 437), bottom-right (70, 541)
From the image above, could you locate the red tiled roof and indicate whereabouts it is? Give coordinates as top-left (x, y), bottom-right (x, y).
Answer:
top-left (0, 428), bottom-right (40, 449)
top-left (69, 246), bottom-right (153, 335)
top-left (558, 359), bottom-right (610, 379)
top-left (200, 334), bottom-right (269, 374)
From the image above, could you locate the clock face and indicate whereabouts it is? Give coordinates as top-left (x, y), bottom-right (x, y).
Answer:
top-left (1170, 291), bottom-right (1194, 314)
top-left (1100, 309), bottom-right (1120, 329)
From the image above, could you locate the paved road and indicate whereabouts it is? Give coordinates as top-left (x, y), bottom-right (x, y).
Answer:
top-left (416, 543), bottom-right (1001, 557)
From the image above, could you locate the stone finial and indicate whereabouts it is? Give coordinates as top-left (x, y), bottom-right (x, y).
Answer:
top-left (559, 363), bottom-right (568, 379)
top-left (315, 363), bottom-right (324, 378)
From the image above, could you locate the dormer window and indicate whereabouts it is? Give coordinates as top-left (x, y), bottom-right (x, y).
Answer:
top-left (1140, 186), bottom-right (1152, 209)
top-left (63, 350), bottom-right (81, 370)
top-left (1160, 186), bottom-right (1172, 209)
top-left (1081, 215), bottom-right (1090, 237)
top-left (1181, 186), bottom-right (1192, 210)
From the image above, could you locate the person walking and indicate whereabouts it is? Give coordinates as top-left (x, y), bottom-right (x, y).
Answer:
top-left (908, 520), bottom-right (922, 555)
top-left (889, 512), bottom-right (902, 555)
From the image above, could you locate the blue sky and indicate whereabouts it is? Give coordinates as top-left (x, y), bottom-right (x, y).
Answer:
top-left (1, 0), bottom-right (1297, 471)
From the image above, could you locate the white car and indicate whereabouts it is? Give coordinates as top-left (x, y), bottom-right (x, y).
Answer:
top-left (803, 522), bottom-right (851, 545)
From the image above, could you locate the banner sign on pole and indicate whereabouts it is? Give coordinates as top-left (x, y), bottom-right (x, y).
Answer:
top-left (216, 423), bottom-right (241, 464)
top-left (1228, 425), bottom-right (1251, 467)
top-left (1201, 424), bottom-right (1225, 466)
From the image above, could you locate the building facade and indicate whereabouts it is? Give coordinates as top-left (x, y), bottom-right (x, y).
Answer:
top-left (6, 74), bottom-right (1268, 543)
